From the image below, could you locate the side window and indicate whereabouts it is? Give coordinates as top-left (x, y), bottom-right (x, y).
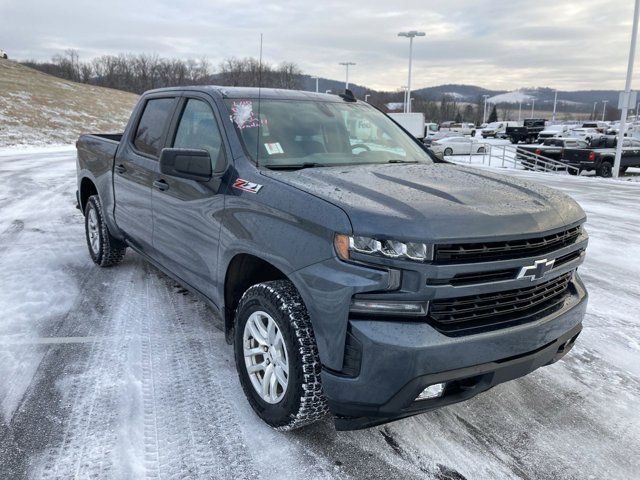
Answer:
top-left (133, 98), bottom-right (175, 157)
top-left (173, 99), bottom-right (225, 172)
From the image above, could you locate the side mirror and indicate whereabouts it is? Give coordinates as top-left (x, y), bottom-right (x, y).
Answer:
top-left (159, 148), bottom-right (212, 182)
top-left (430, 148), bottom-right (445, 160)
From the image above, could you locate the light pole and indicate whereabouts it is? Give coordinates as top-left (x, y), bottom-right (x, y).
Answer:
top-left (602, 100), bottom-right (609, 121)
top-left (364, 94), bottom-right (371, 102)
top-left (592, 101), bottom-right (597, 120)
top-left (552, 90), bottom-right (558, 122)
top-left (531, 99), bottom-right (535, 118)
top-left (518, 100), bottom-right (522, 122)
top-left (338, 62), bottom-right (356, 90)
top-left (311, 76), bottom-right (319, 93)
top-left (482, 95), bottom-right (490, 123)
top-left (398, 30), bottom-right (425, 113)
top-left (614, 0), bottom-right (639, 178)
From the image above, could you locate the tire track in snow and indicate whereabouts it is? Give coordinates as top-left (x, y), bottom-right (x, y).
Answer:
top-left (139, 266), bottom-right (260, 479)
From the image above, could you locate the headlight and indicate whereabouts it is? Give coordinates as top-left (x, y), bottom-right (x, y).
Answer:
top-left (334, 234), bottom-right (433, 262)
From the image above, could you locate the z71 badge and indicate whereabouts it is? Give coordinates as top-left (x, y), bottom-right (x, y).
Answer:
top-left (233, 178), bottom-right (263, 194)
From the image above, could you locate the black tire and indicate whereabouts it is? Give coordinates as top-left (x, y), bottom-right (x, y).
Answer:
top-left (477, 146), bottom-right (486, 154)
top-left (568, 168), bottom-right (579, 176)
top-left (596, 161), bottom-right (613, 178)
top-left (620, 166), bottom-right (629, 175)
top-left (471, 130), bottom-right (476, 137)
top-left (84, 195), bottom-right (126, 267)
top-left (234, 280), bottom-right (329, 430)
top-left (444, 147), bottom-right (453, 156)
top-left (510, 136), bottom-right (517, 144)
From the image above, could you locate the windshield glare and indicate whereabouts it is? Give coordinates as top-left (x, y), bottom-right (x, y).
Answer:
top-left (224, 99), bottom-right (433, 168)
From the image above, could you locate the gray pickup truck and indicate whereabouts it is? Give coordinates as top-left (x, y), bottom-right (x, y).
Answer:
top-left (76, 86), bottom-right (589, 431)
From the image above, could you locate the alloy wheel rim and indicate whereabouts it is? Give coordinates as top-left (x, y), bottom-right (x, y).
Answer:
top-left (243, 310), bottom-right (289, 404)
top-left (87, 208), bottom-right (100, 255)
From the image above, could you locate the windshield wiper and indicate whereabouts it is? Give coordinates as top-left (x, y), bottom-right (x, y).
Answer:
top-left (263, 162), bottom-right (326, 170)
top-left (386, 159), bottom-right (418, 164)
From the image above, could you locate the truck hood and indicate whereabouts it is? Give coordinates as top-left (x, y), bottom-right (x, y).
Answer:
top-left (262, 163), bottom-right (585, 242)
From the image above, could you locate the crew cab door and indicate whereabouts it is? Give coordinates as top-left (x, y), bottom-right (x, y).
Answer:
top-left (151, 95), bottom-right (228, 298)
top-left (113, 95), bottom-right (178, 252)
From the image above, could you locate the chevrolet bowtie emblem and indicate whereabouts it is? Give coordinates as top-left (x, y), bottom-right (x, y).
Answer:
top-left (517, 258), bottom-right (555, 281)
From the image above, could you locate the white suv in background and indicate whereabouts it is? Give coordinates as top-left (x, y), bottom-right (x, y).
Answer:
top-left (447, 122), bottom-right (476, 136)
top-left (0, 50), bottom-right (8, 60)
top-left (481, 121), bottom-right (518, 139)
top-left (538, 124), bottom-right (571, 140)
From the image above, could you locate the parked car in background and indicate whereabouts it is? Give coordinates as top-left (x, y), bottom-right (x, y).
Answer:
top-left (424, 122), bottom-right (439, 139)
top-left (538, 124), bottom-right (571, 140)
top-left (517, 138), bottom-right (590, 169)
top-left (507, 119), bottom-right (547, 144)
top-left (481, 121), bottom-right (519, 139)
top-left (448, 122), bottom-right (476, 136)
top-left (429, 136), bottom-right (487, 156)
top-left (581, 121), bottom-right (608, 133)
top-left (570, 127), bottom-right (603, 143)
top-left (0, 49), bottom-right (8, 59)
top-left (423, 130), bottom-right (459, 146)
top-left (561, 136), bottom-right (640, 177)
top-left (605, 123), bottom-right (639, 137)
top-left (439, 121), bottom-right (455, 130)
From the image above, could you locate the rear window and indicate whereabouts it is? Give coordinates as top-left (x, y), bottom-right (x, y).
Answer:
top-left (133, 98), bottom-right (175, 157)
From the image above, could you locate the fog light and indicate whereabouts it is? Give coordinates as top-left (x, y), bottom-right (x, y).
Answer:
top-left (417, 383), bottom-right (446, 400)
top-left (349, 300), bottom-right (428, 316)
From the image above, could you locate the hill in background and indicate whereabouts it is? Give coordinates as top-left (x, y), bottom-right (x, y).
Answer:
top-left (0, 59), bottom-right (138, 147)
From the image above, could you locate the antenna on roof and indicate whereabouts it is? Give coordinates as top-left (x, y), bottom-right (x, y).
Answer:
top-left (256, 33), bottom-right (263, 167)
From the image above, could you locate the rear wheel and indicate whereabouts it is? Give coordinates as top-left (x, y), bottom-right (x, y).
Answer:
top-left (477, 146), bottom-right (486, 154)
top-left (568, 168), bottom-right (580, 176)
top-left (444, 147), bottom-right (453, 156)
top-left (596, 161), bottom-right (613, 178)
top-left (84, 195), bottom-right (126, 267)
top-left (234, 280), bottom-right (329, 430)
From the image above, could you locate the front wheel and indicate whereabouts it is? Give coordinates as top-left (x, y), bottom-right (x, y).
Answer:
top-left (477, 146), bottom-right (486, 154)
top-left (444, 147), bottom-right (453, 156)
top-left (234, 280), bottom-right (329, 430)
top-left (84, 195), bottom-right (126, 267)
top-left (596, 161), bottom-right (613, 178)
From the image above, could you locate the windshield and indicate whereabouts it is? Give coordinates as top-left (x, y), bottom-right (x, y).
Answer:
top-left (224, 99), bottom-right (433, 169)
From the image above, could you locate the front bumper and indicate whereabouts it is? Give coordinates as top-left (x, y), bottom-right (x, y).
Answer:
top-left (321, 276), bottom-right (587, 430)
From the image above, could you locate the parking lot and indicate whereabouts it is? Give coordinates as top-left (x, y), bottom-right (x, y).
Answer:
top-left (0, 147), bottom-right (638, 479)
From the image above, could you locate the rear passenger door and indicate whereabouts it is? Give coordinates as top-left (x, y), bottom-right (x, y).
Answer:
top-left (114, 95), bottom-right (178, 252)
top-left (151, 95), bottom-right (228, 298)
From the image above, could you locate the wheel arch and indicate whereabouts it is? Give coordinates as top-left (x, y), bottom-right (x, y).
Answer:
top-left (79, 176), bottom-right (98, 213)
top-left (223, 253), bottom-right (290, 342)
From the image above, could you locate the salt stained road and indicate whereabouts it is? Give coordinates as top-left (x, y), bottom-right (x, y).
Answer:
top-left (0, 147), bottom-right (638, 480)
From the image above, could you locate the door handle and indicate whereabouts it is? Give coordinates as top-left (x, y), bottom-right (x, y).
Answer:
top-left (153, 179), bottom-right (169, 191)
top-left (115, 164), bottom-right (126, 174)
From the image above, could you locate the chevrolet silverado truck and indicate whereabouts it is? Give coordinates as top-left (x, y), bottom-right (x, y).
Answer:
top-left (76, 87), bottom-right (589, 431)
top-left (561, 136), bottom-right (640, 177)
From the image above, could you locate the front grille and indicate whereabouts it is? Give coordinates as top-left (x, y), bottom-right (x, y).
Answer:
top-left (435, 225), bottom-right (582, 264)
top-left (429, 272), bottom-right (573, 335)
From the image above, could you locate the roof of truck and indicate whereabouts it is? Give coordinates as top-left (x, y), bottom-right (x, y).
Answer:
top-left (144, 86), bottom-right (348, 102)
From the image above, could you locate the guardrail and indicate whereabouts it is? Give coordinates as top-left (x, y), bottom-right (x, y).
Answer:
top-left (458, 143), bottom-right (580, 175)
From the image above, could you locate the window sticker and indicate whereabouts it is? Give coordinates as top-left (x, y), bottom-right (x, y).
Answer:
top-left (264, 142), bottom-right (284, 155)
top-left (230, 100), bottom-right (260, 129)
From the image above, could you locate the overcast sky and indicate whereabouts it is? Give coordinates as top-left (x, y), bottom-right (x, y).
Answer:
top-left (1, 0), bottom-right (637, 91)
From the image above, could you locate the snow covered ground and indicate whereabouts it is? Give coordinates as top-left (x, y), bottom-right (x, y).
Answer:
top-left (0, 146), bottom-right (639, 479)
